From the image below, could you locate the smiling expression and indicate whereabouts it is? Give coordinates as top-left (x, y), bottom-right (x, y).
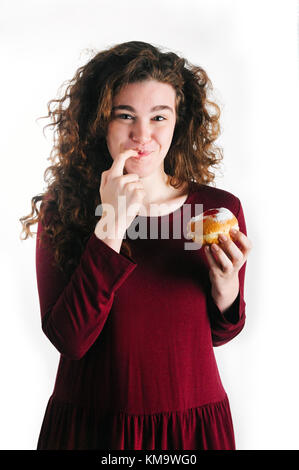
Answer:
top-left (106, 80), bottom-right (177, 176)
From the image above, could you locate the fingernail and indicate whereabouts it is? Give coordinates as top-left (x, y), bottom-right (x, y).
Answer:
top-left (219, 234), bottom-right (227, 242)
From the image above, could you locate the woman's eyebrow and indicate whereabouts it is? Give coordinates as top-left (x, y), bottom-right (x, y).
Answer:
top-left (112, 105), bottom-right (173, 113)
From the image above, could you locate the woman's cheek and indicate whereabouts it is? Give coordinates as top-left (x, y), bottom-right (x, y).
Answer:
top-left (106, 126), bottom-right (119, 157)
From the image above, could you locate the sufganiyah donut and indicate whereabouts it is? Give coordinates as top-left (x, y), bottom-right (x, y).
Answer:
top-left (186, 207), bottom-right (239, 246)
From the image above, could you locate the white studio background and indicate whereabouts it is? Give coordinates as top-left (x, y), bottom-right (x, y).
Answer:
top-left (1, 0), bottom-right (298, 450)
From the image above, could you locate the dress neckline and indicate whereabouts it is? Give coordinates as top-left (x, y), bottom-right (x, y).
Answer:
top-left (136, 191), bottom-right (192, 219)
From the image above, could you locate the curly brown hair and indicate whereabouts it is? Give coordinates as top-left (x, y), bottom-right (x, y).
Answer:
top-left (19, 40), bottom-right (223, 281)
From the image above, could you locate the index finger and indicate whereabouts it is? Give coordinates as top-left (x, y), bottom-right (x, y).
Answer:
top-left (109, 145), bottom-right (139, 178)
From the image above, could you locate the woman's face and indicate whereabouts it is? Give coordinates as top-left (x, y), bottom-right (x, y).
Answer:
top-left (106, 79), bottom-right (177, 176)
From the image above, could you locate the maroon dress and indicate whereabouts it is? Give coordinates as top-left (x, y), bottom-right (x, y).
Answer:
top-left (35, 182), bottom-right (247, 450)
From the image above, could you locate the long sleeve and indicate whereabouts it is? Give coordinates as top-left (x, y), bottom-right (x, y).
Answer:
top-left (35, 216), bottom-right (137, 360)
top-left (206, 198), bottom-right (247, 347)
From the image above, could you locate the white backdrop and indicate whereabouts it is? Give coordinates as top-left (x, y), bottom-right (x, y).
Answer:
top-left (1, 0), bottom-right (298, 450)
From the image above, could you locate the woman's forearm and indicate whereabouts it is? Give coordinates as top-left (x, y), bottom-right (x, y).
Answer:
top-left (211, 276), bottom-right (240, 314)
top-left (94, 218), bottom-right (126, 254)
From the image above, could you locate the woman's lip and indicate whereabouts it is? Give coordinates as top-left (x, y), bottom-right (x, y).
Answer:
top-left (131, 151), bottom-right (153, 159)
top-left (137, 150), bottom-right (152, 156)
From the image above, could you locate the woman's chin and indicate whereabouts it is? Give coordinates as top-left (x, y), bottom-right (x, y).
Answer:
top-left (124, 164), bottom-right (149, 177)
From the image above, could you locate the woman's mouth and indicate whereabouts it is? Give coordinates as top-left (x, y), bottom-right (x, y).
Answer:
top-left (132, 150), bottom-right (153, 160)
top-left (137, 150), bottom-right (152, 157)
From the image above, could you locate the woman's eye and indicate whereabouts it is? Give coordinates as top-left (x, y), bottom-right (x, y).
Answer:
top-left (116, 114), bottom-right (133, 120)
top-left (115, 114), bottom-right (166, 121)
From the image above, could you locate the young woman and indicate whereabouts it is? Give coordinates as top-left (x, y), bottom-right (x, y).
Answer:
top-left (20, 40), bottom-right (252, 450)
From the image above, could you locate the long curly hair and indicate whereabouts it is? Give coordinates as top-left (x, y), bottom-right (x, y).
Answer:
top-left (19, 40), bottom-right (223, 281)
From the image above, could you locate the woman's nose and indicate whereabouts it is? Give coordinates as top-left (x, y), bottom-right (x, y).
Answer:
top-left (130, 121), bottom-right (151, 143)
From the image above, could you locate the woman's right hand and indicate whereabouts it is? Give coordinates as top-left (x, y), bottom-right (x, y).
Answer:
top-left (97, 147), bottom-right (147, 236)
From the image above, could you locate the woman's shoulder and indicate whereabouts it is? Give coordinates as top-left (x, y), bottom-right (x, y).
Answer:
top-left (188, 181), bottom-right (242, 216)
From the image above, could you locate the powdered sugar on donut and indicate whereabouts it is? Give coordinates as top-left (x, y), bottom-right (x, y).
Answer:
top-left (202, 207), bottom-right (236, 223)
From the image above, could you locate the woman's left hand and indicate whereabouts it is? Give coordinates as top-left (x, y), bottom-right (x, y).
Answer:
top-left (204, 228), bottom-right (253, 311)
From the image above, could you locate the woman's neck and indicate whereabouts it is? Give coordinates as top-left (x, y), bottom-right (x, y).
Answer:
top-left (138, 173), bottom-right (188, 216)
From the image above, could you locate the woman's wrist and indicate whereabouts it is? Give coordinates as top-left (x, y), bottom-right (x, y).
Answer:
top-left (94, 218), bottom-right (126, 253)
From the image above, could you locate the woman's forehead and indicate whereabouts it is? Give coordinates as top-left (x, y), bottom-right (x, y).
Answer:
top-left (113, 80), bottom-right (176, 107)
